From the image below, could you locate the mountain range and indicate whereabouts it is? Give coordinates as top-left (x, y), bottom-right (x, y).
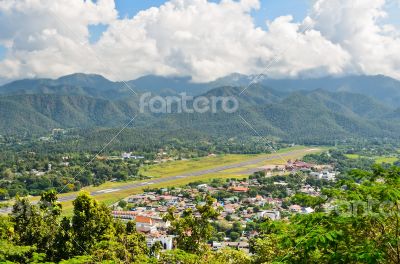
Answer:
top-left (1, 73), bottom-right (400, 143)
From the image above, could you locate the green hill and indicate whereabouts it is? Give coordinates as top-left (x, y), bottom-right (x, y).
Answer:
top-left (1, 73), bottom-right (400, 143)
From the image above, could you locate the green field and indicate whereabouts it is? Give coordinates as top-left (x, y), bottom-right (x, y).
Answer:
top-left (140, 154), bottom-right (257, 177)
top-left (140, 146), bottom-right (316, 177)
top-left (2, 146), bottom-right (324, 215)
top-left (345, 154), bottom-right (398, 164)
top-left (345, 154), bottom-right (361, 159)
top-left (375, 156), bottom-right (398, 164)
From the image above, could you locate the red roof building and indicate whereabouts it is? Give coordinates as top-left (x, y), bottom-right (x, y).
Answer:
top-left (230, 186), bottom-right (249, 193)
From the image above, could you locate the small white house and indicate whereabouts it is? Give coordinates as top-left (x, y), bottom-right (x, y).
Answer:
top-left (310, 171), bottom-right (336, 181)
top-left (302, 207), bottom-right (315, 214)
top-left (122, 152), bottom-right (132, 159)
top-left (146, 235), bottom-right (174, 250)
top-left (197, 184), bottom-right (208, 191)
top-left (258, 210), bottom-right (281, 220)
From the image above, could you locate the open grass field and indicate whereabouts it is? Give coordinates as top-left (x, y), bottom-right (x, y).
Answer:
top-left (60, 146), bottom-right (323, 214)
top-left (345, 154), bottom-right (361, 159)
top-left (345, 154), bottom-right (398, 164)
top-left (140, 154), bottom-right (256, 177)
top-left (1, 146), bottom-right (325, 216)
top-left (140, 146), bottom-right (317, 177)
top-left (375, 156), bottom-right (398, 164)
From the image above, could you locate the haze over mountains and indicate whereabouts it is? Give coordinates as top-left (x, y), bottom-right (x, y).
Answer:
top-left (1, 73), bottom-right (400, 143)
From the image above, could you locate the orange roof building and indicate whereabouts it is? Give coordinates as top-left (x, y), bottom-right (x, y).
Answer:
top-left (230, 186), bottom-right (249, 193)
top-left (135, 215), bottom-right (153, 224)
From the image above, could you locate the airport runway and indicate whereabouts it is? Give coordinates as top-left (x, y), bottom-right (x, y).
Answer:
top-left (0, 148), bottom-right (317, 214)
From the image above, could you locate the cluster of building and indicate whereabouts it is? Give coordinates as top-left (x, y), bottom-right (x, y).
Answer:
top-left (111, 162), bottom-right (338, 252)
top-left (260, 160), bottom-right (337, 180)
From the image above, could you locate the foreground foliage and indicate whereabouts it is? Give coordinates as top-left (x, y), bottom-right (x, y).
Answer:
top-left (0, 166), bottom-right (399, 263)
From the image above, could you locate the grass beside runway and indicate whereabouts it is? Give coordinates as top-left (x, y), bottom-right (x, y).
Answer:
top-left (60, 146), bottom-right (324, 215)
top-left (1, 146), bottom-right (326, 216)
top-left (139, 145), bottom-right (316, 177)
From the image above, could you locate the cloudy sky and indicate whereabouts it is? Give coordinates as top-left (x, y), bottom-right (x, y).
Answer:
top-left (0, 0), bottom-right (399, 83)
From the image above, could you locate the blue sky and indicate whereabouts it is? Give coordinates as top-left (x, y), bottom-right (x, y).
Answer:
top-left (385, 0), bottom-right (400, 26)
top-left (89, 0), bottom-right (310, 43)
top-left (113, 0), bottom-right (309, 23)
top-left (89, 0), bottom-right (399, 43)
top-left (112, 0), bottom-right (400, 26)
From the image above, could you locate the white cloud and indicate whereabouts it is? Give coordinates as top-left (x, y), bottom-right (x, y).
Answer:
top-left (310, 0), bottom-right (400, 79)
top-left (93, 0), bottom-right (350, 81)
top-left (0, 0), bottom-right (398, 82)
top-left (0, 0), bottom-right (117, 79)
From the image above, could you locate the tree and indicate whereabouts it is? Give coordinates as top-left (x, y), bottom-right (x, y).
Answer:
top-left (290, 193), bottom-right (325, 209)
top-left (159, 249), bottom-right (200, 264)
top-left (164, 195), bottom-right (221, 254)
top-left (118, 199), bottom-right (127, 209)
top-left (11, 197), bottom-right (41, 246)
top-left (39, 190), bottom-right (62, 217)
top-left (0, 240), bottom-right (40, 263)
top-left (229, 231), bottom-right (240, 242)
top-left (3, 168), bottom-right (14, 180)
top-left (0, 188), bottom-right (8, 200)
top-left (9, 190), bottom-right (64, 261)
top-left (71, 192), bottom-right (114, 255)
top-left (211, 248), bottom-right (251, 264)
top-left (53, 217), bottom-right (74, 261)
top-left (251, 165), bottom-right (400, 263)
top-left (149, 241), bottom-right (163, 257)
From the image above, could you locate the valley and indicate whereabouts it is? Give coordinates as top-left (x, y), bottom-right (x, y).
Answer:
top-left (2, 1), bottom-right (400, 262)
top-left (0, 146), bottom-right (322, 214)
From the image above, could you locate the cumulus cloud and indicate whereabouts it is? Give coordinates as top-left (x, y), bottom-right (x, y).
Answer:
top-left (310, 0), bottom-right (400, 79)
top-left (0, 0), bottom-right (117, 79)
top-left (0, 0), bottom-right (398, 82)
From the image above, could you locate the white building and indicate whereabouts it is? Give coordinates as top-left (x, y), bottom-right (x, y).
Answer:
top-left (302, 207), bottom-right (315, 214)
top-left (146, 235), bottom-right (174, 250)
top-left (122, 152), bottom-right (144, 159)
top-left (122, 152), bottom-right (132, 159)
top-left (310, 170), bottom-right (336, 181)
top-left (197, 184), bottom-right (208, 191)
top-left (258, 210), bottom-right (281, 220)
top-left (136, 216), bottom-right (157, 233)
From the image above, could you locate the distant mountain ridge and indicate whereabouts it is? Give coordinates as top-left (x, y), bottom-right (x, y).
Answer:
top-left (213, 73), bottom-right (400, 108)
top-left (1, 73), bottom-right (400, 143)
top-left (2, 73), bottom-right (400, 106)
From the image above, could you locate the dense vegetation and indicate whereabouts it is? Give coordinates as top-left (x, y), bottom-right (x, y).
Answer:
top-left (1, 73), bottom-right (400, 143)
top-left (0, 165), bottom-right (399, 263)
top-left (0, 149), bottom-right (145, 198)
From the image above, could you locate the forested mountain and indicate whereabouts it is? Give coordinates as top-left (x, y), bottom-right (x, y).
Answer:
top-left (220, 74), bottom-right (400, 108)
top-left (1, 73), bottom-right (400, 143)
top-left (0, 73), bottom-right (211, 98)
top-left (0, 94), bottom-right (140, 134)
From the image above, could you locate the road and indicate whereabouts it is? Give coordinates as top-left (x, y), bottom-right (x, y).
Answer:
top-left (0, 148), bottom-right (318, 214)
